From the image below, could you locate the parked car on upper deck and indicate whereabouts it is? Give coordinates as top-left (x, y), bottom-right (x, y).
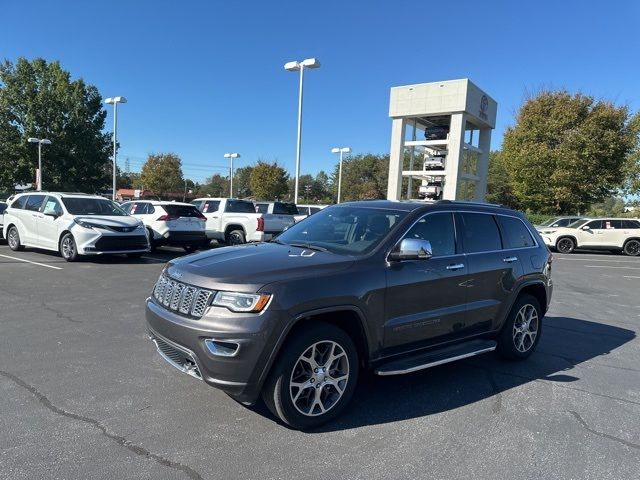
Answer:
top-left (534, 216), bottom-right (583, 231)
top-left (146, 200), bottom-right (552, 428)
top-left (3, 192), bottom-right (148, 261)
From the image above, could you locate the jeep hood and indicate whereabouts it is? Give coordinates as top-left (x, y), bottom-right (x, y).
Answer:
top-left (165, 242), bottom-right (355, 292)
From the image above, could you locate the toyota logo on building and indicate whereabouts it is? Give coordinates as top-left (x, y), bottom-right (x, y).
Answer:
top-left (479, 95), bottom-right (489, 120)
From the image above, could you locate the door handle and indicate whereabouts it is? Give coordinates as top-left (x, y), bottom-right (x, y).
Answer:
top-left (503, 256), bottom-right (518, 263)
top-left (446, 263), bottom-right (465, 271)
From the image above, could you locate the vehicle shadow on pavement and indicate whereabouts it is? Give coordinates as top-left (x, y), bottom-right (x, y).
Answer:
top-left (311, 315), bottom-right (636, 432)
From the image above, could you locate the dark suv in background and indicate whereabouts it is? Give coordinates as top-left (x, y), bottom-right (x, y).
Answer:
top-left (146, 201), bottom-right (552, 429)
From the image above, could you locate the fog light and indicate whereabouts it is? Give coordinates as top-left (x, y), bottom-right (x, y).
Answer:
top-left (204, 339), bottom-right (239, 357)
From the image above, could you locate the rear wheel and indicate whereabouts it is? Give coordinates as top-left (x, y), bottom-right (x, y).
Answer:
top-left (262, 323), bottom-right (358, 430)
top-left (59, 233), bottom-right (79, 262)
top-left (497, 294), bottom-right (542, 360)
top-left (7, 226), bottom-right (24, 251)
top-left (556, 237), bottom-right (575, 254)
top-left (226, 229), bottom-right (245, 245)
top-left (623, 239), bottom-right (640, 257)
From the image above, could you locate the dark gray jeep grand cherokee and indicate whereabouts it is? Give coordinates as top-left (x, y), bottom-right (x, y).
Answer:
top-left (146, 200), bottom-right (552, 429)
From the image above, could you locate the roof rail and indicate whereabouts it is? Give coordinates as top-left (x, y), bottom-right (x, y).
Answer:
top-left (436, 200), bottom-right (505, 207)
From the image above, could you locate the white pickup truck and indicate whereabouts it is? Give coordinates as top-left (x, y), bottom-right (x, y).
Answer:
top-left (190, 198), bottom-right (295, 245)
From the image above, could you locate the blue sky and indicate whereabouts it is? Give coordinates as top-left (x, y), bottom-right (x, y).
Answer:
top-left (2, 0), bottom-right (639, 183)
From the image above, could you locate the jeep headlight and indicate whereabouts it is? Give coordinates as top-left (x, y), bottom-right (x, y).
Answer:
top-left (212, 291), bottom-right (271, 313)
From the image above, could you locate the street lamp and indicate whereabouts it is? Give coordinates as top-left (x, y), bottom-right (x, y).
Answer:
top-left (27, 137), bottom-right (52, 191)
top-left (105, 96), bottom-right (127, 200)
top-left (223, 153), bottom-right (241, 197)
top-left (331, 147), bottom-right (351, 203)
top-left (284, 57), bottom-right (321, 204)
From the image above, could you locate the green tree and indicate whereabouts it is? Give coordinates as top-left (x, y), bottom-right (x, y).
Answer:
top-left (501, 90), bottom-right (637, 214)
top-left (250, 160), bottom-right (289, 200)
top-left (330, 153), bottom-right (389, 201)
top-left (622, 112), bottom-right (640, 196)
top-left (486, 150), bottom-right (520, 208)
top-left (587, 196), bottom-right (626, 217)
top-left (197, 173), bottom-right (229, 197)
top-left (233, 165), bottom-right (253, 198)
top-left (117, 171), bottom-right (142, 189)
top-left (0, 58), bottom-right (112, 191)
top-left (140, 153), bottom-right (184, 197)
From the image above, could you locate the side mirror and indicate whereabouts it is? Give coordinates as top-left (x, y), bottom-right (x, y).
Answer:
top-left (581, 225), bottom-right (591, 231)
top-left (43, 209), bottom-right (59, 218)
top-left (389, 238), bottom-right (433, 261)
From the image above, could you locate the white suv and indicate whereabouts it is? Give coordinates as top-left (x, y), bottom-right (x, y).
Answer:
top-left (121, 200), bottom-right (206, 252)
top-left (3, 192), bottom-right (149, 261)
top-left (540, 218), bottom-right (640, 255)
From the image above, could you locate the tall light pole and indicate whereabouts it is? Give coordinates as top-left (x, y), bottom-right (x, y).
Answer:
top-left (284, 57), bottom-right (321, 204)
top-left (105, 96), bottom-right (127, 200)
top-left (224, 153), bottom-right (241, 197)
top-left (27, 137), bottom-right (52, 191)
top-left (331, 147), bottom-right (351, 204)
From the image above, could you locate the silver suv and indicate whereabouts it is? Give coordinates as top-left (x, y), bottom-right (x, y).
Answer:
top-left (3, 192), bottom-right (149, 261)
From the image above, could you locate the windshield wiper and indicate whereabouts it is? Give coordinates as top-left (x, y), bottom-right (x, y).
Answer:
top-left (287, 242), bottom-right (329, 253)
top-left (270, 238), bottom-right (287, 245)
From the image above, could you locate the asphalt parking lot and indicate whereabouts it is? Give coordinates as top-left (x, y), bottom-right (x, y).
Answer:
top-left (1, 244), bottom-right (639, 480)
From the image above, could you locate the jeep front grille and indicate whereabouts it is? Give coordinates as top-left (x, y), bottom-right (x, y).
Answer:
top-left (153, 274), bottom-right (213, 318)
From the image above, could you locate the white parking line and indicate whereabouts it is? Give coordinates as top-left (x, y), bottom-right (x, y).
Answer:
top-left (623, 275), bottom-right (640, 279)
top-left (0, 253), bottom-right (63, 270)
top-left (584, 265), bottom-right (640, 270)
top-left (556, 258), bottom-right (640, 263)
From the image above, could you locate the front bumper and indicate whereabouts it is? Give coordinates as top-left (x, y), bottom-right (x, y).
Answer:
top-left (75, 230), bottom-right (149, 255)
top-left (145, 297), bottom-right (287, 403)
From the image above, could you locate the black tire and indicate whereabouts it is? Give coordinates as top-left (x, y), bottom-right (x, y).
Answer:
top-left (226, 229), bottom-right (245, 246)
top-left (555, 237), bottom-right (575, 254)
top-left (201, 238), bottom-right (211, 249)
top-left (261, 323), bottom-right (359, 430)
top-left (7, 226), bottom-right (24, 251)
top-left (59, 233), bottom-right (79, 262)
top-left (183, 244), bottom-right (198, 253)
top-left (623, 239), bottom-right (640, 257)
top-left (146, 228), bottom-right (157, 252)
top-left (126, 252), bottom-right (144, 259)
top-left (497, 293), bottom-right (543, 361)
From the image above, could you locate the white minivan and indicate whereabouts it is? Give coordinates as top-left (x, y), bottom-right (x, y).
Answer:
top-left (2, 192), bottom-right (149, 261)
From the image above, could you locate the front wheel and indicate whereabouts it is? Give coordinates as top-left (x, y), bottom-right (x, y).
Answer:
top-left (497, 294), bottom-right (542, 360)
top-left (555, 237), bottom-right (575, 254)
top-left (261, 323), bottom-right (358, 430)
top-left (7, 226), bottom-right (24, 251)
top-left (59, 233), bottom-right (79, 262)
top-left (623, 239), bottom-right (640, 257)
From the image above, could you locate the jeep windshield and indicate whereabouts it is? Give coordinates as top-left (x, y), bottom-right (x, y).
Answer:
top-left (274, 206), bottom-right (407, 255)
top-left (62, 197), bottom-right (127, 216)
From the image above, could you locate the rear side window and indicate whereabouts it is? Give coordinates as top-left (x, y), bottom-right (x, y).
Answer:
top-left (497, 215), bottom-right (536, 249)
top-left (226, 200), bottom-right (256, 213)
top-left (25, 194), bottom-right (46, 212)
top-left (605, 220), bottom-right (622, 229)
top-left (459, 213), bottom-right (502, 253)
top-left (273, 202), bottom-right (298, 215)
top-left (162, 205), bottom-right (203, 218)
top-left (202, 200), bottom-right (220, 213)
top-left (11, 196), bottom-right (28, 209)
top-left (622, 220), bottom-right (640, 229)
top-left (404, 212), bottom-right (456, 257)
top-left (255, 203), bottom-right (268, 214)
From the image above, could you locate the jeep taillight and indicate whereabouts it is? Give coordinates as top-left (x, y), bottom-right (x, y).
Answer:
top-left (257, 217), bottom-right (264, 232)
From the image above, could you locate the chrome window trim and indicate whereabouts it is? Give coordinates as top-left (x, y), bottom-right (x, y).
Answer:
top-left (387, 208), bottom-right (540, 262)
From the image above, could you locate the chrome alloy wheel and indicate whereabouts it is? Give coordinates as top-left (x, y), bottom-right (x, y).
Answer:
top-left (7, 228), bottom-right (19, 249)
top-left (61, 236), bottom-right (75, 259)
top-left (289, 340), bottom-right (350, 417)
top-left (556, 238), bottom-right (574, 253)
top-left (513, 304), bottom-right (539, 353)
